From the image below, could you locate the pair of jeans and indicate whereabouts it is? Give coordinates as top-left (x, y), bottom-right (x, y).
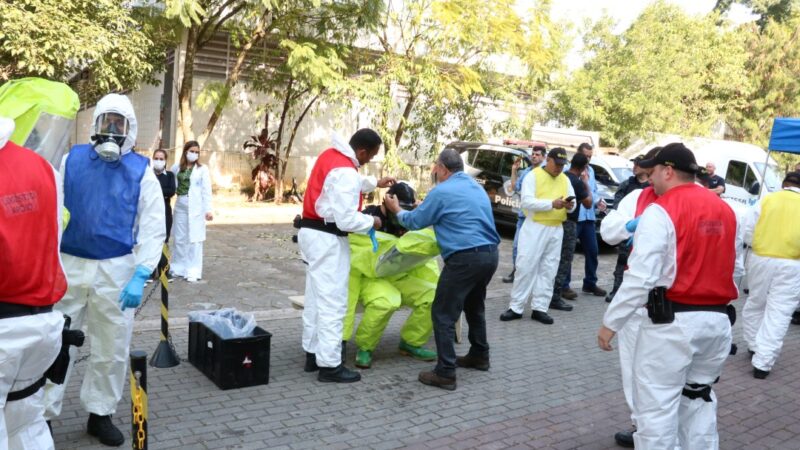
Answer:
top-left (562, 220), bottom-right (599, 290)
top-left (511, 215), bottom-right (525, 267)
top-left (552, 220), bottom-right (577, 301)
top-left (609, 242), bottom-right (631, 300)
top-left (432, 247), bottom-right (498, 378)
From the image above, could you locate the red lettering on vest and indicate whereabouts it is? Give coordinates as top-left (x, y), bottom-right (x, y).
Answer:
top-left (302, 148), bottom-right (362, 220)
top-left (655, 183), bottom-right (738, 306)
top-left (0, 142), bottom-right (67, 306)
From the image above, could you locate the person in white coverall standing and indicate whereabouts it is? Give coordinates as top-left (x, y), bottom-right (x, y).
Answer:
top-left (170, 140), bottom-right (213, 282)
top-left (298, 129), bottom-right (395, 383)
top-left (598, 143), bottom-right (739, 450)
top-left (500, 148), bottom-right (575, 325)
top-left (0, 117), bottom-right (67, 450)
top-left (741, 171), bottom-right (800, 379)
top-left (43, 94), bottom-right (165, 447)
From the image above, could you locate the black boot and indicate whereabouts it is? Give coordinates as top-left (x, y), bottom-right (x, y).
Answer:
top-left (304, 352), bottom-right (319, 372)
top-left (614, 428), bottom-right (635, 448)
top-left (502, 269), bottom-right (515, 283)
top-left (87, 414), bottom-right (124, 447)
top-left (341, 340), bottom-right (347, 365)
top-left (550, 298), bottom-right (573, 311)
top-left (318, 364), bottom-right (361, 383)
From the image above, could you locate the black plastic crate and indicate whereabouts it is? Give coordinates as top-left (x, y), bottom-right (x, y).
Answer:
top-left (188, 321), bottom-right (271, 390)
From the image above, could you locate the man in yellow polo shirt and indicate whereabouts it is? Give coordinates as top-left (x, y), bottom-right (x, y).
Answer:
top-left (742, 171), bottom-right (800, 379)
top-left (501, 148), bottom-right (576, 325)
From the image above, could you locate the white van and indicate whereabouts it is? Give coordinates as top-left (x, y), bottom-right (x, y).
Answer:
top-left (625, 136), bottom-right (781, 205)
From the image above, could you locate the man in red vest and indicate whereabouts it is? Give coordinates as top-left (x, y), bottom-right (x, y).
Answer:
top-left (598, 143), bottom-right (738, 450)
top-left (0, 117), bottom-right (67, 450)
top-left (298, 129), bottom-right (395, 383)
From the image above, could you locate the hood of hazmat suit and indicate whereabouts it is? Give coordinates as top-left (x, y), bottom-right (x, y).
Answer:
top-left (0, 77), bottom-right (79, 167)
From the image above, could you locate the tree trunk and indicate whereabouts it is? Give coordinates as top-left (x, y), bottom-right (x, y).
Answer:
top-left (272, 78), bottom-right (296, 205)
top-left (394, 93), bottom-right (416, 149)
top-left (276, 94), bottom-right (319, 204)
top-left (178, 25), bottom-right (199, 143)
top-left (197, 10), bottom-right (273, 147)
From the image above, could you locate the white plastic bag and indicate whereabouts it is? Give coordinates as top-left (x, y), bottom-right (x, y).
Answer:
top-left (188, 308), bottom-right (257, 339)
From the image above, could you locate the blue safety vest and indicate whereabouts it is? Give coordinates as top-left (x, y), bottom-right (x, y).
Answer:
top-left (61, 144), bottom-right (148, 260)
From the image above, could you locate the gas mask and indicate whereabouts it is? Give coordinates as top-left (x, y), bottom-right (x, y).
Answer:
top-left (92, 112), bottom-right (129, 162)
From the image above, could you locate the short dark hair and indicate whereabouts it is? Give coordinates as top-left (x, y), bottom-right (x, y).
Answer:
top-left (532, 146), bottom-right (546, 157)
top-left (570, 152), bottom-right (589, 170)
top-left (577, 142), bottom-right (593, 153)
top-left (437, 148), bottom-right (464, 173)
top-left (388, 182), bottom-right (416, 207)
top-left (349, 128), bottom-right (382, 153)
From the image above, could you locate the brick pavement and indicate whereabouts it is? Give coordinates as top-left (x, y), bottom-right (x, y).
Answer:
top-left (51, 223), bottom-right (800, 449)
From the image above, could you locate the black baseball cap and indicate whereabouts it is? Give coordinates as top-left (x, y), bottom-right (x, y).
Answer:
top-left (547, 148), bottom-right (569, 165)
top-left (637, 143), bottom-right (701, 174)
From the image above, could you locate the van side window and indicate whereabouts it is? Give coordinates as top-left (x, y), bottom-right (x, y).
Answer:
top-left (466, 148), bottom-right (478, 165)
top-left (499, 153), bottom-right (529, 179)
top-left (743, 164), bottom-right (758, 191)
top-left (472, 150), bottom-right (499, 174)
top-left (725, 160), bottom-right (747, 187)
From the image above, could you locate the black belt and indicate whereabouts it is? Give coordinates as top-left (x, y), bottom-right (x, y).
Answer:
top-left (298, 218), bottom-right (349, 237)
top-left (672, 303), bottom-right (728, 314)
top-left (451, 244), bottom-right (496, 257)
top-left (0, 303), bottom-right (53, 320)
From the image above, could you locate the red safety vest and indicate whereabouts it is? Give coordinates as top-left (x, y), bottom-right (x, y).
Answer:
top-left (635, 186), bottom-right (658, 217)
top-left (655, 183), bottom-right (738, 306)
top-left (302, 148), bottom-right (362, 220)
top-left (0, 141), bottom-right (67, 306)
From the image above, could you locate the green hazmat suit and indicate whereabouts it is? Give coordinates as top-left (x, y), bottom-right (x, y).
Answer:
top-left (343, 228), bottom-right (440, 352)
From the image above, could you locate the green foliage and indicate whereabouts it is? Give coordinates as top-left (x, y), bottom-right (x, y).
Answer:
top-left (0, 0), bottom-right (173, 93)
top-left (548, 1), bottom-right (749, 148)
top-left (715, 0), bottom-right (799, 27)
top-left (343, 0), bottom-right (566, 163)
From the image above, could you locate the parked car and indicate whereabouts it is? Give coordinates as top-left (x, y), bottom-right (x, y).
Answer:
top-left (445, 141), bottom-right (533, 228)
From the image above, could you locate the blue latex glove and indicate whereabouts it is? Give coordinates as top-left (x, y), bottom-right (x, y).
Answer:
top-left (368, 228), bottom-right (379, 253)
top-left (119, 265), bottom-right (152, 310)
top-left (625, 217), bottom-right (640, 233)
top-left (626, 236), bottom-right (634, 247)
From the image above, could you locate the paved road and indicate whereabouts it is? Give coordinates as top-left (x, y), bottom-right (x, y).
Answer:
top-left (51, 222), bottom-right (800, 449)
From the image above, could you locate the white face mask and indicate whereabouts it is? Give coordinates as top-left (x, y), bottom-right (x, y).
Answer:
top-left (186, 152), bottom-right (199, 163)
top-left (153, 160), bottom-right (166, 171)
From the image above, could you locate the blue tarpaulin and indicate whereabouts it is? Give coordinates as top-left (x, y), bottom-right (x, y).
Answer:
top-left (768, 118), bottom-right (800, 154)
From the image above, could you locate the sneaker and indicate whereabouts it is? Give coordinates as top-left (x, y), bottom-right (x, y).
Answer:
top-left (318, 365), bottom-right (361, 383)
top-left (456, 354), bottom-right (490, 371)
top-left (562, 288), bottom-right (578, 300)
top-left (87, 414), bottom-right (124, 447)
top-left (499, 309), bottom-right (523, 321)
top-left (355, 349), bottom-right (373, 368)
top-left (418, 370), bottom-right (456, 391)
top-left (398, 341), bottom-right (437, 361)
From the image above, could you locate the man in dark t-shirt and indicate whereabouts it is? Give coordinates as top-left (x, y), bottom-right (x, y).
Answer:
top-left (550, 153), bottom-right (592, 309)
top-left (705, 162), bottom-right (726, 195)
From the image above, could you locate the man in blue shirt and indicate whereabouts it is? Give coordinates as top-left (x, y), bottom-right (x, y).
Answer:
top-left (562, 143), bottom-right (607, 298)
top-left (503, 146), bottom-right (546, 283)
top-left (385, 149), bottom-right (500, 391)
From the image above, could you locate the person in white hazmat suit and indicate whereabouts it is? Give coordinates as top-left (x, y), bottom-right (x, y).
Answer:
top-left (298, 129), bottom-right (395, 383)
top-left (741, 171), bottom-right (800, 379)
top-left (0, 116), bottom-right (67, 450)
top-left (598, 163), bottom-right (658, 449)
top-left (598, 143), bottom-right (740, 450)
top-left (500, 148), bottom-right (575, 325)
top-left (43, 94), bottom-right (165, 447)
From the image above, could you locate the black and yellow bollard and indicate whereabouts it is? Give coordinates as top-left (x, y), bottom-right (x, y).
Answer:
top-left (130, 350), bottom-right (148, 450)
top-left (150, 244), bottom-right (180, 368)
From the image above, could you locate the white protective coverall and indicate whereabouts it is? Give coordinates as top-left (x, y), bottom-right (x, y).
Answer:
top-left (599, 188), bottom-right (647, 428)
top-left (741, 187), bottom-right (800, 372)
top-left (44, 95), bottom-right (165, 418)
top-left (509, 169), bottom-right (575, 314)
top-left (169, 162), bottom-right (212, 279)
top-left (0, 118), bottom-right (65, 450)
top-left (603, 201), bottom-right (740, 450)
top-left (298, 134), bottom-right (377, 368)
